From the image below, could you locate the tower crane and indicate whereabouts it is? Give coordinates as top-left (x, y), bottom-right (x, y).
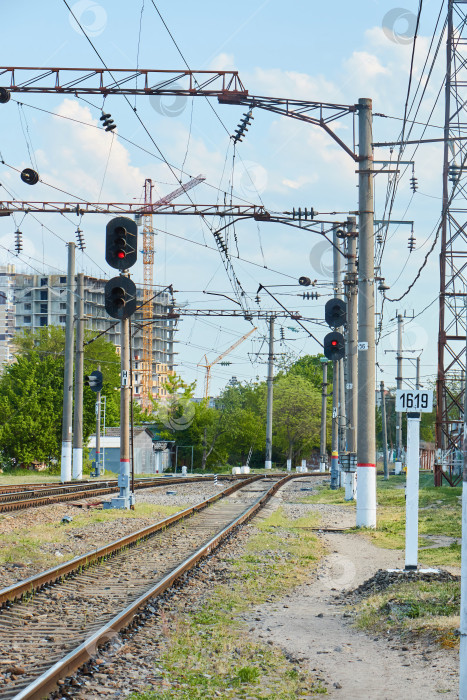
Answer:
top-left (140, 174), bottom-right (205, 409)
top-left (198, 327), bottom-right (257, 399)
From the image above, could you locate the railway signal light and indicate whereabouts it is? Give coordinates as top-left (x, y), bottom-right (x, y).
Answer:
top-left (323, 331), bottom-right (345, 361)
top-left (84, 370), bottom-right (103, 393)
top-left (105, 217), bottom-right (138, 270)
top-left (100, 112), bottom-right (116, 132)
top-left (105, 275), bottom-right (137, 319)
top-left (325, 298), bottom-right (346, 328)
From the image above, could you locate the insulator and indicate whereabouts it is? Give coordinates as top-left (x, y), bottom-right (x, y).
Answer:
top-left (20, 168), bottom-right (39, 185)
top-left (293, 207), bottom-right (314, 220)
top-left (255, 295), bottom-right (260, 304)
top-left (14, 229), bottom-right (22, 254)
top-left (76, 227), bottom-right (86, 251)
top-left (408, 235), bottom-right (416, 252)
top-left (232, 108), bottom-right (254, 143)
top-left (376, 233), bottom-right (383, 245)
top-left (449, 164), bottom-right (461, 183)
top-left (100, 112), bottom-right (116, 132)
top-left (280, 327), bottom-right (285, 339)
top-left (410, 176), bottom-right (418, 193)
top-left (0, 88), bottom-right (11, 104)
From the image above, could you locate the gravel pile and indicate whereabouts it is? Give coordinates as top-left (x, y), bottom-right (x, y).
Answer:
top-left (345, 568), bottom-right (460, 601)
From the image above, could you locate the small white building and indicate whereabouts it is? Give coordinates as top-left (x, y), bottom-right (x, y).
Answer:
top-left (88, 427), bottom-right (172, 474)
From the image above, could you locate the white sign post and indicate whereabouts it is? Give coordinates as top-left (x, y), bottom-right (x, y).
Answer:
top-left (395, 389), bottom-right (433, 571)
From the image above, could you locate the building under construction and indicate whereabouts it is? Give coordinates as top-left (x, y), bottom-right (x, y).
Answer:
top-left (0, 266), bottom-right (177, 404)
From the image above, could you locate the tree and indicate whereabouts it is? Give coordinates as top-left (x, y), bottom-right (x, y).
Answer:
top-left (0, 327), bottom-right (122, 467)
top-left (272, 375), bottom-right (321, 461)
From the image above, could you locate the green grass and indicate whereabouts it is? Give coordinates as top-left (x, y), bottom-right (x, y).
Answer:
top-left (0, 503), bottom-right (182, 567)
top-left (127, 508), bottom-right (327, 699)
top-left (353, 578), bottom-right (460, 649)
top-left (306, 474), bottom-right (462, 568)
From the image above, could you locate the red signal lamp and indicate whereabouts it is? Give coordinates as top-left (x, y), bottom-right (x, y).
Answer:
top-left (117, 250), bottom-right (126, 259)
top-left (331, 340), bottom-right (338, 347)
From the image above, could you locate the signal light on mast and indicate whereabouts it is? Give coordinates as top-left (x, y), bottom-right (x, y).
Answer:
top-left (105, 217), bottom-right (138, 270)
top-left (105, 275), bottom-right (137, 320)
top-left (323, 331), bottom-right (345, 361)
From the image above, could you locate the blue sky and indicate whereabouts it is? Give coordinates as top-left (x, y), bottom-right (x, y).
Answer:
top-left (0, 0), bottom-right (447, 394)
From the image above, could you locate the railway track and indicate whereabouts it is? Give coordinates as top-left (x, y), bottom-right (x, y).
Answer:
top-left (0, 475), bottom-right (240, 513)
top-left (0, 473), bottom-right (298, 699)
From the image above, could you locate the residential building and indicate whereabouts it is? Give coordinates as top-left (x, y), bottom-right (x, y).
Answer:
top-left (0, 266), bottom-right (177, 402)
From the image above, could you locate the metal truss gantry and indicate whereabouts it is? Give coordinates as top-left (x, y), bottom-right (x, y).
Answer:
top-left (437, 1), bottom-right (467, 483)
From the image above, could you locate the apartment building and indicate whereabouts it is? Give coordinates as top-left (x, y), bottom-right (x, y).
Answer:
top-left (0, 266), bottom-right (177, 402)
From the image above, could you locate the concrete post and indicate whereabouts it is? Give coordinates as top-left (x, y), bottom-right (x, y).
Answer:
top-left (320, 360), bottom-right (328, 472)
top-left (381, 381), bottom-right (389, 480)
top-left (103, 315), bottom-right (134, 509)
top-left (95, 363), bottom-right (101, 476)
top-left (331, 360), bottom-right (340, 489)
top-left (395, 313), bottom-right (404, 475)
top-left (60, 242), bottom-right (75, 483)
top-left (265, 315), bottom-right (274, 470)
top-left (72, 273), bottom-right (84, 480)
top-left (405, 412), bottom-right (420, 570)
top-left (356, 97), bottom-right (377, 528)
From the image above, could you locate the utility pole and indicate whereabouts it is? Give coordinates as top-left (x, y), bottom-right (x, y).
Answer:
top-left (345, 216), bottom-right (358, 454)
top-left (356, 97), bottom-right (376, 528)
top-left (319, 359), bottom-right (328, 472)
top-left (333, 227), bottom-right (345, 481)
top-left (395, 313), bottom-right (404, 475)
top-left (104, 315), bottom-right (134, 508)
top-left (331, 360), bottom-right (340, 489)
top-left (416, 355), bottom-right (421, 390)
top-left (344, 215), bottom-right (358, 496)
top-left (265, 315), bottom-right (274, 470)
top-left (95, 364), bottom-right (102, 476)
top-left (60, 242), bottom-right (75, 483)
top-left (72, 272), bottom-right (84, 480)
top-left (381, 381), bottom-right (389, 480)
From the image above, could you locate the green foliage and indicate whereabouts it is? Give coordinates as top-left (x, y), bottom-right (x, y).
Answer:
top-left (272, 374), bottom-right (321, 460)
top-left (0, 327), bottom-right (121, 467)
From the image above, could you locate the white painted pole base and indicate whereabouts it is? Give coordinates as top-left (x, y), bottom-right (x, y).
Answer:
top-left (286, 459), bottom-right (292, 472)
top-left (460, 482), bottom-right (467, 699)
top-left (395, 460), bottom-right (402, 475)
top-left (265, 460), bottom-right (272, 470)
top-left (60, 442), bottom-right (72, 483)
top-left (319, 461), bottom-right (326, 473)
top-left (405, 417), bottom-right (420, 570)
top-left (72, 447), bottom-right (83, 480)
top-left (344, 472), bottom-right (356, 501)
top-left (356, 466), bottom-right (376, 528)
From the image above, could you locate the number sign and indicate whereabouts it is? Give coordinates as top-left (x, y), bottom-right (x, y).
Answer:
top-left (395, 389), bottom-right (433, 413)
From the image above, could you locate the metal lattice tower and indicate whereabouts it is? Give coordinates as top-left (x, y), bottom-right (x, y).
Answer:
top-left (436, 0), bottom-right (467, 479)
top-left (141, 178), bottom-right (154, 411)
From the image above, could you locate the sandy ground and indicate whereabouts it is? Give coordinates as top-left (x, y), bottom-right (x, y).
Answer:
top-left (247, 497), bottom-right (460, 699)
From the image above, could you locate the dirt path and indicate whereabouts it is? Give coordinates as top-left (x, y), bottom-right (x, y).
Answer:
top-left (247, 501), bottom-right (459, 699)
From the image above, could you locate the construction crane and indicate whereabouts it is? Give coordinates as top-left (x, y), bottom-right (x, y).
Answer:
top-left (198, 327), bottom-right (257, 399)
top-left (140, 174), bottom-right (205, 409)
